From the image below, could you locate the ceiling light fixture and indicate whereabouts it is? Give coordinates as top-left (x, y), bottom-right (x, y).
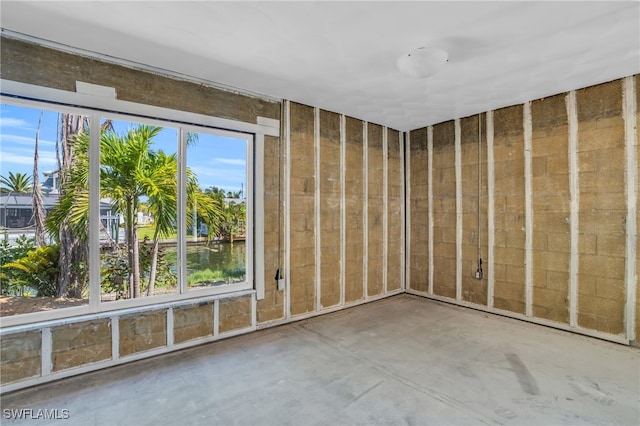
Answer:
top-left (397, 47), bottom-right (449, 79)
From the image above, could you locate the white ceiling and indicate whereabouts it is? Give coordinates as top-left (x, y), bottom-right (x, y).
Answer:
top-left (1, 1), bottom-right (639, 131)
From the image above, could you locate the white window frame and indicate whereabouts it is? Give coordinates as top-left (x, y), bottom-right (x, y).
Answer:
top-left (0, 79), bottom-right (274, 327)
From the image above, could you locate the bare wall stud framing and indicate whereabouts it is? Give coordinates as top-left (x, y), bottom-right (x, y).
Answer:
top-left (314, 107), bottom-right (322, 310)
top-left (363, 122), bottom-right (369, 299)
top-left (524, 101), bottom-right (534, 318)
top-left (41, 327), bottom-right (51, 376)
top-left (383, 127), bottom-right (389, 294)
top-left (405, 132), bottom-right (411, 291)
top-left (428, 126), bottom-right (434, 295)
top-left (400, 131), bottom-right (407, 290)
top-left (284, 100), bottom-right (291, 319)
top-left (624, 76), bottom-right (638, 342)
top-left (486, 111), bottom-right (495, 308)
top-left (566, 90), bottom-right (579, 327)
top-left (455, 119), bottom-right (463, 301)
top-left (340, 114), bottom-right (347, 305)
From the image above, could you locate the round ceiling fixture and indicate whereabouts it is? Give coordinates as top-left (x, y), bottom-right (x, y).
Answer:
top-left (397, 47), bottom-right (449, 79)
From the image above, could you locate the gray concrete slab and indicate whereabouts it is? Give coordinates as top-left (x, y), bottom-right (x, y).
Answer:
top-left (2, 295), bottom-right (639, 425)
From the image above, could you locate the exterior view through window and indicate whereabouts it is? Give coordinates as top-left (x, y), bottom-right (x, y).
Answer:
top-left (0, 102), bottom-right (250, 317)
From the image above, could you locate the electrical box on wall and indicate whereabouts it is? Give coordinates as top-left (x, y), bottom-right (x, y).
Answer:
top-left (275, 269), bottom-right (285, 291)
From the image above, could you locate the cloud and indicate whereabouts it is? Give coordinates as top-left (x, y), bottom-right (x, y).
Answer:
top-left (0, 152), bottom-right (57, 167)
top-left (0, 133), bottom-right (56, 147)
top-left (0, 118), bottom-right (30, 129)
top-left (214, 158), bottom-right (245, 166)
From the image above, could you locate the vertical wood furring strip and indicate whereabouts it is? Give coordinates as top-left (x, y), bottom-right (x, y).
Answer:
top-left (486, 111), bottom-right (495, 307)
top-left (314, 107), bottom-right (321, 310)
top-left (455, 119), bottom-right (463, 301)
top-left (383, 127), bottom-right (389, 294)
top-left (428, 127), bottom-right (434, 295)
top-left (284, 101), bottom-right (291, 319)
top-left (400, 131), bottom-right (407, 290)
top-left (524, 101), bottom-right (534, 317)
top-left (111, 316), bottom-right (119, 361)
top-left (363, 122), bottom-right (369, 298)
top-left (166, 307), bottom-right (174, 347)
top-left (340, 114), bottom-right (347, 306)
top-left (566, 90), bottom-right (580, 328)
top-left (623, 76), bottom-right (638, 341)
top-left (41, 327), bottom-right (52, 376)
top-left (405, 131), bottom-right (411, 291)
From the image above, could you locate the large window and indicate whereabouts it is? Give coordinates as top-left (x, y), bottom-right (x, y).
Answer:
top-left (0, 99), bottom-right (253, 321)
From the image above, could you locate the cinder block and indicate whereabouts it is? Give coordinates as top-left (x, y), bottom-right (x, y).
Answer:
top-left (174, 302), bottom-right (214, 344)
top-left (219, 295), bottom-right (252, 333)
top-left (532, 93), bottom-right (568, 131)
top-left (577, 80), bottom-right (622, 122)
top-left (579, 254), bottom-right (625, 281)
top-left (120, 310), bottom-right (167, 357)
top-left (1, 330), bottom-right (41, 384)
top-left (52, 319), bottom-right (112, 371)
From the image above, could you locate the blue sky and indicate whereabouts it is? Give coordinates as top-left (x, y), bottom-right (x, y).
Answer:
top-left (0, 103), bottom-right (247, 195)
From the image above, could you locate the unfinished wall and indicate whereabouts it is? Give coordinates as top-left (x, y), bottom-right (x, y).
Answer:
top-left (408, 76), bottom-right (638, 344)
top-left (256, 133), bottom-right (286, 323)
top-left (173, 302), bottom-right (214, 344)
top-left (432, 121), bottom-right (457, 299)
top-left (0, 331), bottom-right (41, 384)
top-left (119, 310), bottom-right (167, 357)
top-left (492, 105), bottom-right (526, 314)
top-left (576, 81), bottom-right (626, 335)
top-left (344, 117), bottom-right (365, 302)
top-left (387, 129), bottom-right (403, 292)
top-left (289, 103), bottom-right (317, 315)
top-left (460, 115), bottom-right (488, 305)
top-left (530, 94), bottom-right (570, 324)
top-left (52, 319), bottom-right (112, 371)
top-left (319, 110), bottom-right (342, 308)
top-left (367, 123), bottom-right (385, 297)
top-left (286, 104), bottom-right (403, 317)
top-left (408, 127), bottom-right (429, 292)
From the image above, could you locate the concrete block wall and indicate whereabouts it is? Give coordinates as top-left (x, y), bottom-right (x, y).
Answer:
top-left (344, 117), bottom-right (365, 302)
top-left (0, 36), bottom-right (637, 392)
top-left (407, 76), bottom-right (638, 344)
top-left (432, 121), bottom-right (457, 300)
top-left (286, 103), bottom-right (404, 317)
top-left (530, 94), bottom-right (571, 325)
top-left (408, 127), bottom-right (429, 292)
top-left (0, 293), bottom-right (256, 388)
top-left (387, 129), bottom-right (404, 292)
top-left (1, 37), bottom-right (404, 391)
top-left (460, 115), bottom-right (489, 305)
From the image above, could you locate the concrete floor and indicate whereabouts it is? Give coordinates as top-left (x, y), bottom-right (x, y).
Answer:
top-left (2, 295), bottom-right (639, 425)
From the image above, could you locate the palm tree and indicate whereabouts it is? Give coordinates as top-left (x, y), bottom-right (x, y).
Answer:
top-left (32, 111), bottom-right (47, 247)
top-left (55, 113), bottom-right (88, 298)
top-left (48, 124), bottom-right (222, 298)
top-left (0, 172), bottom-right (32, 193)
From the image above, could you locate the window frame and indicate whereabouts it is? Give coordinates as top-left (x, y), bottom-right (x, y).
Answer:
top-left (0, 79), bottom-right (273, 327)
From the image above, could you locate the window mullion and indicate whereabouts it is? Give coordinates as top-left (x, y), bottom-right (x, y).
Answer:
top-left (89, 113), bottom-right (101, 311)
top-left (178, 128), bottom-right (188, 294)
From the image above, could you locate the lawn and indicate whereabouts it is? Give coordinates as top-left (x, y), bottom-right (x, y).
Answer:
top-left (137, 225), bottom-right (178, 241)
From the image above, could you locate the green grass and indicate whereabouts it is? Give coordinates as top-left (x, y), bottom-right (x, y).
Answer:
top-left (137, 225), bottom-right (177, 241)
top-left (188, 268), bottom-right (245, 286)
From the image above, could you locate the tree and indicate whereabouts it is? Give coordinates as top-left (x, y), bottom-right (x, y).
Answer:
top-left (32, 111), bottom-right (47, 247)
top-left (0, 172), bottom-right (32, 193)
top-left (48, 124), bottom-right (222, 298)
top-left (46, 114), bottom-right (88, 298)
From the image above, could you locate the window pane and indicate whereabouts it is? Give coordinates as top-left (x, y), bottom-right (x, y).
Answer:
top-left (99, 119), bottom-right (179, 301)
top-left (0, 103), bottom-right (89, 315)
top-left (184, 132), bottom-right (247, 290)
